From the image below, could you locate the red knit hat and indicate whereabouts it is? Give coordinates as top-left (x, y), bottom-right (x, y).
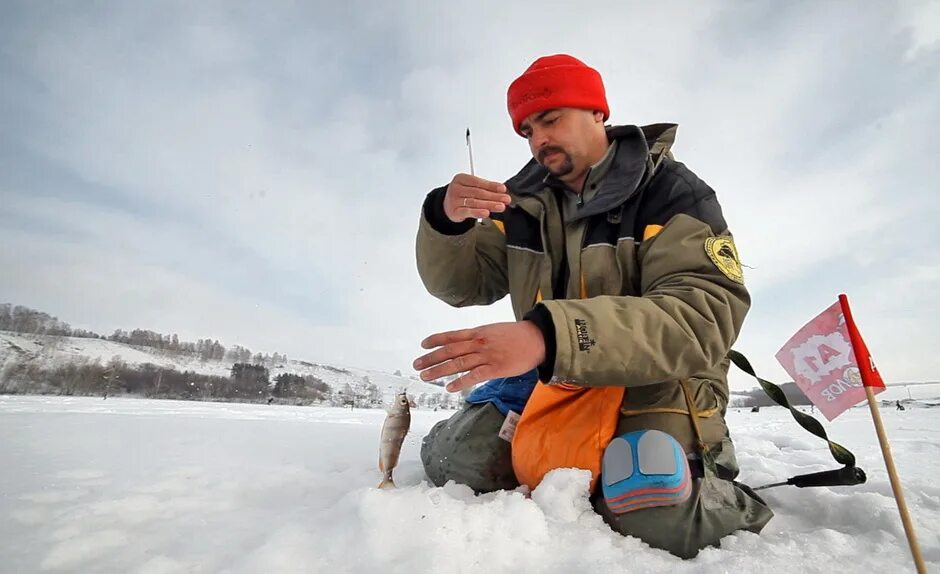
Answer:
top-left (507, 54), bottom-right (609, 136)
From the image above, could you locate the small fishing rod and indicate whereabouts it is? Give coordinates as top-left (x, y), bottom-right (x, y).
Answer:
top-left (466, 128), bottom-right (475, 176)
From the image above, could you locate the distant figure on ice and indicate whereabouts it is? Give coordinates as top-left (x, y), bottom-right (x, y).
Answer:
top-left (896, 400), bottom-right (905, 411)
top-left (412, 54), bottom-right (772, 558)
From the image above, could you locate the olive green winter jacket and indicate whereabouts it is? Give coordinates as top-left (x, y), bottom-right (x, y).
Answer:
top-left (416, 124), bottom-right (747, 468)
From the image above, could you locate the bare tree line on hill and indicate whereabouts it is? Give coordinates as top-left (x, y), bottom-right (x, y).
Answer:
top-left (1, 303), bottom-right (289, 367)
top-left (1, 303), bottom-right (460, 409)
top-left (0, 357), bottom-right (332, 404)
top-left (731, 382), bottom-right (812, 408)
top-left (0, 354), bottom-right (459, 410)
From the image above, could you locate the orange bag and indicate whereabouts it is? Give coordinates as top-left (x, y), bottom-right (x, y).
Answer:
top-left (511, 382), bottom-right (625, 490)
top-left (511, 276), bottom-right (627, 491)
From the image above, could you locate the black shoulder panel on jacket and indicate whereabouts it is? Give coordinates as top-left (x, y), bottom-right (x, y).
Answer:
top-left (503, 207), bottom-right (544, 253)
top-left (634, 158), bottom-right (728, 237)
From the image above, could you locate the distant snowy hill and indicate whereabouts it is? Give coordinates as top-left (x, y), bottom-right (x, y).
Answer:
top-left (0, 331), bottom-right (449, 406)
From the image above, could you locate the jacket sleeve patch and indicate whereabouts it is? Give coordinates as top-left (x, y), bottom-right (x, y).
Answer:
top-left (574, 318), bottom-right (596, 352)
top-left (705, 237), bottom-right (744, 284)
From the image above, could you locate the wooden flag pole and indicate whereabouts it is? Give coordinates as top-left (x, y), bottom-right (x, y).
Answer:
top-left (864, 386), bottom-right (926, 574)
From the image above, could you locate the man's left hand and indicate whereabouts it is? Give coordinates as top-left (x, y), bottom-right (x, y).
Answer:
top-left (413, 321), bottom-right (546, 393)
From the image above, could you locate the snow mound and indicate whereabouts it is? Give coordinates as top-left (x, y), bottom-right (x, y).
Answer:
top-left (530, 468), bottom-right (595, 523)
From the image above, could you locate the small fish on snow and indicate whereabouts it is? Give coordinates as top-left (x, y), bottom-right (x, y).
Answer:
top-left (378, 392), bottom-right (411, 488)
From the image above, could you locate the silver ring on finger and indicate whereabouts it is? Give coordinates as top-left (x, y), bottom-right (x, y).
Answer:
top-left (463, 197), bottom-right (469, 208)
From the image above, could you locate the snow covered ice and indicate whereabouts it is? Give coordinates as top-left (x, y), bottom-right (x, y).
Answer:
top-left (2, 396), bottom-right (939, 573)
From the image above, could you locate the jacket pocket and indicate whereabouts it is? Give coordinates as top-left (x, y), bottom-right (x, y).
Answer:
top-left (616, 379), bottom-right (727, 453)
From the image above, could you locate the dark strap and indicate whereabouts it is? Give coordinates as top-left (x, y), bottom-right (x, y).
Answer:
top-left (728, 349), bottom-right (857, 468)
top-left (688, 458), bottom-right (736, 481)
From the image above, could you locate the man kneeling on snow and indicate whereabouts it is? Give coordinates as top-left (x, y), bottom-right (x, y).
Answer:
top-left (412, 54), bottom-right (773, 559)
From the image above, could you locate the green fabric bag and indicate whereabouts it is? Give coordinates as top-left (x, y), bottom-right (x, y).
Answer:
top-left (421, 402), bottom-right (520, 493)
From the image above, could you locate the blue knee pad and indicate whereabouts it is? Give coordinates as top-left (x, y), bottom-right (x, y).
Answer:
top-left (601, 430), bottom-right (692, 514)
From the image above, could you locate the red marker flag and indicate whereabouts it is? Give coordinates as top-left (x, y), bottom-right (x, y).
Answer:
top-left (775, 294), bottom-right (885, 421)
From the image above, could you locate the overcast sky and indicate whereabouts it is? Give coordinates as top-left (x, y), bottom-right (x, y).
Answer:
top-left (1, 1), bottom-right (938, 389)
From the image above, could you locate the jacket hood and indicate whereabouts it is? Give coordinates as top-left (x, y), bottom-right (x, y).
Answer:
top-left (504, 123), bottom-right (678, 221)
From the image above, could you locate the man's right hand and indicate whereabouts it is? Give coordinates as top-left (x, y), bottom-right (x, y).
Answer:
top-left (444, 174), bottom-right (512, 223)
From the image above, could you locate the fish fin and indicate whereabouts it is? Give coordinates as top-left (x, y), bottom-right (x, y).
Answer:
top-left (379, 457), bottom-right (385, 472)
top-left (378, 476), bottom-right (396, 489)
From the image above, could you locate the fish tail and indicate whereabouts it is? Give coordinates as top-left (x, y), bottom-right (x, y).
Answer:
top-left (377, 472), bottom-right (396, 489)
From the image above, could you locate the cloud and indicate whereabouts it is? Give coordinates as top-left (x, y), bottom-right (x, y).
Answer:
top-left (1, 2), bottom-right (937, 385)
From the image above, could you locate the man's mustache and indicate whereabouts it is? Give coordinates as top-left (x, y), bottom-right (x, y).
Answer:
top-left (537, 146), bottom-right (566, 163)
